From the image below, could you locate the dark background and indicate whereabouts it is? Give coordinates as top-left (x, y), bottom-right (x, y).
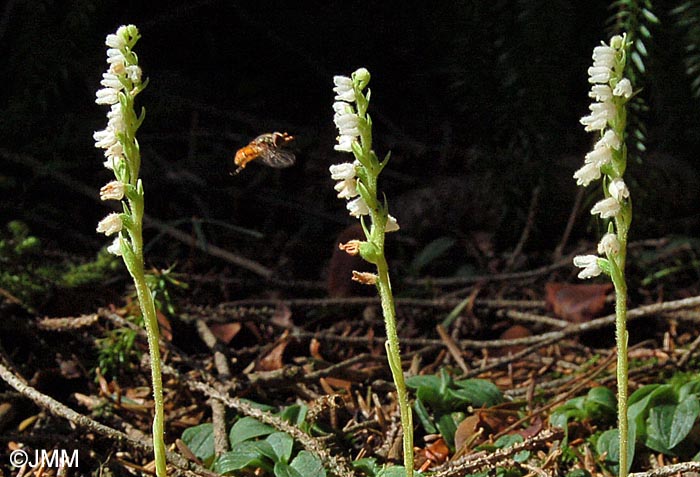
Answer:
top-left (2, 0), bottom-right (699, 286)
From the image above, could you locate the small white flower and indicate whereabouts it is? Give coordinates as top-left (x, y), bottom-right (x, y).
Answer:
top-left (96, 213), bottom-right (123, 236)
top-left (103, 142), bottom-right (124, 169)
top-left (334, 178), bottom-right (358, 199)
top-left (585, 145), bottom-right (613, 167)
top-left (95, 87), bottom-right (119, 105)
top-left (93, 127), bottom-right (117, 149)
top-left (573, 255), bottom-right (604, 279)
top-left (589, 84), bottom-right (613, 102)
top-left (610, 35), bottom-right (624, 50)
top-left (107, 236), bottom-right (123, 256)
top-left (613, 78), bottom-right (633, 98)
top-left (608, 178), bottom-right (630, 201)
top-left (588, 66), bottom-right (612, 84)
top-left (110, 61), bottom-right (126, 75)
top-left (346, 196), bottom-right (370, 217)
top-left (333, 75), bottom-right (355, 102)
top-left (573, 162), bottom-right (602, 187)
top-left (333, 101), bottom-right (352, 116)
top-left (126, 65), bottom-right (142, 83)
top-left (598, 233), bottom-right (621, 255)
top-left (106, 48), bottom-right (126, 65)
top-left (592, 45), bottom-right (616, 68)
top-left (591, 197), bottom-right (621, 218)
top-left (595, 129), bottom-right (621, 151)
top-left (100, 180), bottom-right (125, 201)
top-left (329, 162), bottom-right (356, 180)
top-left (385, 214), bottom-right (400, 232)
top-left (334, 135), bottom-right (357, 152)
top-left (580, 101), bottom-right (616, 131)
top-left (100, 73), bottom-right (123, 90)
top-left (105, 25), bottom-right (129, 49)
top-left (334, 113), bottom-right (361, 136)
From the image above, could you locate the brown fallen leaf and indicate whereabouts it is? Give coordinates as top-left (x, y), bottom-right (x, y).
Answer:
top-left (494, 325), bottom-right (532, 356)
top-left (258, 339), bottom-right (289, 371)
top-left (210, 322), bottom-right (242, 344)
top-left (545, 282), bottom-right (612, 323)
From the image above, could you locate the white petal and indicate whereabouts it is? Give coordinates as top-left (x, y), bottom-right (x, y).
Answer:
top-left (588, 66), bottom-right (612, 84)
top-left (591, 197), bottom-right (621, 218)
top-left (346, 197), bottom-right (370, 217)
top-left (329, 162), bottom-right (356, 180)
top-left (334, 178), bottom-right (358, 199)
top-left (385, 214), bottom-right (400, 232)
top-left (96, 213), bottom-right (123, 236)
top-left (100, 180), bottom-right (125, 201)
top-left (334, 135), bottom-right (357, 152)
top-left (573, 254), bottom-right (603, 279)
top-left (574, 162), bottom-right (602, 187)
top-left (95, 87), bottom-right (119, 105)
top-left (608, 178), bottom-right (629, 201)
top-left (613, 78), bottom-right (633, 98)
top-left (585, 146), bottom-right (613, 167)
top-left (589, 84), bottom-right (613, 101)
top-left (107, 236), bottom-right (123, 256)
top-left (598, 233), bottom-right (620, 255)
top-left (595, 129), bottom-right (621, 150)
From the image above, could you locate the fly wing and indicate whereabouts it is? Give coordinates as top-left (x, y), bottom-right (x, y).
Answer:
top-left (257, 147), bottom-right (296, 168)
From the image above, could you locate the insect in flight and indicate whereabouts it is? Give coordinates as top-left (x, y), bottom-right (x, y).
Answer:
top-left (233, 132), bottom-right (296, 174)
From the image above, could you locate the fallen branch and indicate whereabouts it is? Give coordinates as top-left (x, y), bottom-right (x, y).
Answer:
top-left (0, 356), bottom-right (212, 476)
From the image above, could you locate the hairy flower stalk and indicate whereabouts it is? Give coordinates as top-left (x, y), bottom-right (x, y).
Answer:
top-left (574, 34), bottom-right (634, 477)
top-left (94, 25), bottom-right (166, 477)
top-left (330, 68), bottom-right (413, 476)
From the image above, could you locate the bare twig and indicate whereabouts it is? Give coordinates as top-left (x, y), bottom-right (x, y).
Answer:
top-left (436, 324), bottom-right (469, 374)
top-left (629, 461), bottom-right (700, 477)
top-left (0, 357), bottom-right (212, 476)
top-left (506, 184), bottom-right (541, 271)
top-left (553, 186), bottom-right (585, 261)
top-left (431, 429), bottom-right (564, 477)
top-left (165, 364), bottom-right (355, 477)
top-left (195, 320), bottom-right (231, 455)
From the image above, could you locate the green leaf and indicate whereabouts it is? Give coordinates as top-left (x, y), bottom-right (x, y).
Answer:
top-left (377, 465), bottom-right (408, 477)
top-left (229, 416), bottom-right (275, 447)
top-left (213, 441), bottom-right (270, 474)
top-left (494, 434), bottom-right (523, 448)
top-left (413, 397), bottom-right (437, 434)
top-left (274, 462), bottom-right (304, 477)
top-left (596, 429), bottom-right (619, 464)
top-left (585, 387), bottom-right (617, 419)
top-left (436, 413), bottom-right (459, 449)
top-left (646, 404), bottom-right (676, 454)
top-left (181, 423), bottom-right (215, 467)
top-left (290, 451), bottom-right (326, 477)
top-left (267, 432), bottom-right (294, 463)
top-left (410, 237), bottom-right (455, 274)
top-left (669, 395), bottom-right (700, 449)
top-left (453, 379), bottom-right (504, 407)
top-left (405, 374), bottom-right (441, 390)
top-left (631, 51), bottom-right (645, 73)
top-left (280, 404), bottom-right (308, 427)
top-left (635, 38), bottom-right (648, 57)
top-left (642, 8), bottom-right (659, 23)
top-left (352, 457), bottom-right (381, 476)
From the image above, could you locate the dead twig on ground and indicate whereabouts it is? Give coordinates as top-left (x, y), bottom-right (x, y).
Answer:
top-left (0, 356), bottom-right (212, 476)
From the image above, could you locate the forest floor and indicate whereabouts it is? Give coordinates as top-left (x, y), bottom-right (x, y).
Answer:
top-left (2, 237), bottom-right (700, 477)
